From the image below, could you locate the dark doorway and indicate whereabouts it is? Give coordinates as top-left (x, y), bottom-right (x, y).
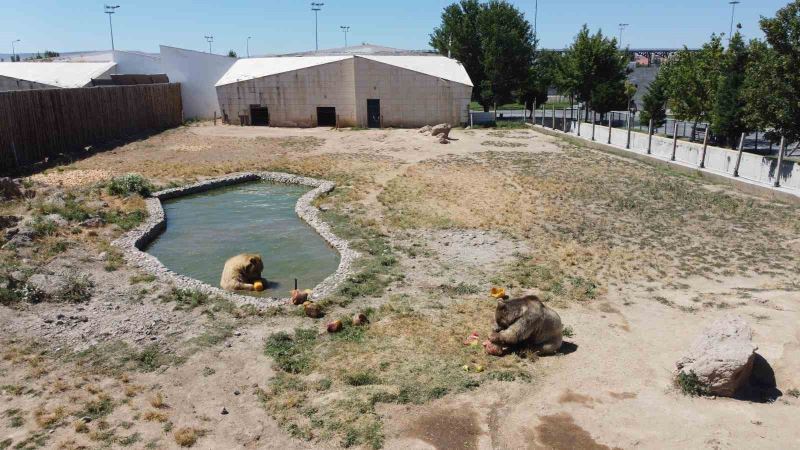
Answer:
top-left (250, 106), bottom-right (269, 126)
top-left (317, 107), bottom-right (336, 127)
top-left (367, 99), bottom-right (381, 128)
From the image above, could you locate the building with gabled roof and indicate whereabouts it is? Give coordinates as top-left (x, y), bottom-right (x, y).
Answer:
top-left (215, 54), bottom-right (472, 128)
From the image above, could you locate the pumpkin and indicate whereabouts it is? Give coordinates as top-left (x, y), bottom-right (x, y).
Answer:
top-left (253, 281), bottom-right (265, 292)
top-left (489, 287), bottom-right (506, 299)
top-left (291, 289), bottom-right (309, 305)
top-left (303, 301), bottom-right (323, 318)
top-left (327, 320), bottom-right (343, 333)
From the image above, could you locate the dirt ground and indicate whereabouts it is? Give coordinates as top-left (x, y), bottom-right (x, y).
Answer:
top-left (1, 122), bottom-right (800, 450)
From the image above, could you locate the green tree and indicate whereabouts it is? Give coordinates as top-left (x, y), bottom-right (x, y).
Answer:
top-left (710, 33), bottom-right (749, 148)
top-left (742, 0), bottom-right (800, 144)
top-left (430, 0), bottom-right (486, 107)
top-left (227, 50), bottom-right (237, 58)
top-left (477, 0), bottom-right (535, 109)
top-left (640, 74), bottom-right (668, 129)
top-left (557, 25), bottom-right (629, 119)
top-left (518, 50), bottom-right (559, 111)
top-left (660, 35), bottom-right (724, 140)
top-left (431, 0), bottom-right (533, 111)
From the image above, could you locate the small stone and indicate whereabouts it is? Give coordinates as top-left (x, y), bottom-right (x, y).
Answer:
top-left (225, 342), bottom-right (232, 348)
top-left (80, 217), bottom-right (105, 228)
top-left (221, 407), bottom-right (229, 415)
top-left (234, 390), bottom-right (241, 396)
top-left (81, 417), bottom-right (92, 423)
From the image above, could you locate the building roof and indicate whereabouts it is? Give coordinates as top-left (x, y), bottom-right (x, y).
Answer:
top-left (216, 55), bottom-right (472, 87)
top-left (0, 62), bottom-right (117, 88)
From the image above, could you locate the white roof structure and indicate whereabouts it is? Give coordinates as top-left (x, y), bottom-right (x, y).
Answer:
top-left (216, 56), bottom-right (350, 86)
top-left (216, 55), bottom-right (472, 87)
top-left (0, 62), bottom-right (117, 88)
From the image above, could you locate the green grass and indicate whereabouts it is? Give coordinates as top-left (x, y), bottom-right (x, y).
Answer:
top-left (107, 174), bottom-right (154, 197)
top-left (75, 396), bottom-right (114, 421)
top-left (264, 329), bottom-right (317, 374)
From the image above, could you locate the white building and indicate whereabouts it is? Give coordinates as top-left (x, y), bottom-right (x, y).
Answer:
top-left (0, 62), bottom-right (117, 91)
top-left (215, 54), bottom-right (473, 128)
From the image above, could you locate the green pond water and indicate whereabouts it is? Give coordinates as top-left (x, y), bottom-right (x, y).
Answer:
top-left (146, 181), bottom-right (340, 297)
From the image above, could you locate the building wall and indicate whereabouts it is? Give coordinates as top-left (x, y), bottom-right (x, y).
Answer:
top-left (160, 45), bottom-right (236, 120)
top-left (216, 59), bottom-right (357, 127)
top-left (352, 57), bottom-right (472, 127)
top-left (112, 51), bottom-right (163, 75)
top-left (0, 75), bottom-right (56, 91)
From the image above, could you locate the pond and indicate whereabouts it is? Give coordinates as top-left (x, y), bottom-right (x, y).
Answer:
top-left (146, 181), bottom-right (341, 297)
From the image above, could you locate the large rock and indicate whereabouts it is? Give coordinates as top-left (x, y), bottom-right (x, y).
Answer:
top-left (0, 178), bottom-right (22, 200)
top-left (431, 123), bottom-right (452, 139)
top-left (675, 314), bottom-right (757, 397)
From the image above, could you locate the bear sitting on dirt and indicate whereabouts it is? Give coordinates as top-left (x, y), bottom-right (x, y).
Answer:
top-left (220, 253), bottom-right (265, 291)
top-left (485, 294), bottom-right (563, 356)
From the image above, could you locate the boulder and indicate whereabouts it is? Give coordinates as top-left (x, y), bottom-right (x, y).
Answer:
top-left (80, 217), bottom-right (105, 228)
top-left (0, 215), bottom-right (20, 229)
top-left (44, 214), bottom-right (69, 228)
top-left (26, 273), bottom-right (69, 299)
top-left (0, 178), bottom-right (22, 200)
top-left (419, 125), bottom-right (432, 134)
top-left (675, 314), bottom-right (757, 397)
top-left (431, 123), bottom-right (452, 138)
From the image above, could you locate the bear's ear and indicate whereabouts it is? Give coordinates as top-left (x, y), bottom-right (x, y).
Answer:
top-left (249, 256), bottom-right (260, 265)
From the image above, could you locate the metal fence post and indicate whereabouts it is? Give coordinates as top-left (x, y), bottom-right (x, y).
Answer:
top-left (532, 100), bottom-right (537, 125)
top-left (591, 111), bottom-right (596, 141)
top-left (774, 136), bottom-right (786, 187)
top-left (552, 104), bottom-right (556, 130)
top-left (607, 114), bottom-right (612, 144)
top-left (577, 107), bottom-right (582, 136)
top-left (626, 111), bottom-right (632, 149)
top-left (671, 121), bottom-right (679, 161)
top-left (699, 128), bottom-right (709, 168)
top-left (562, 108), bottom-right (568, 132)
top-left (733, 132), bottom-right (745, 177)
top-left (647, 118), bottom-right (653, 154)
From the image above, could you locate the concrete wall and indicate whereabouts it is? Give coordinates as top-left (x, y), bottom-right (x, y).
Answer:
top-left (160, 45), bottom-right (236, 120)
top-left (352, 57), bottom-right (471, 127)
top-left (574, 121), bottom-right (800, 192)
top-left (112, 51), bottom-right (163, 75)
top-left (216, 59), bottom-right (357, 127)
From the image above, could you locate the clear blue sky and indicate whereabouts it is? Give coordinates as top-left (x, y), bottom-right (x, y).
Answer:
top-left (0, 0), bottom-right (790, 56)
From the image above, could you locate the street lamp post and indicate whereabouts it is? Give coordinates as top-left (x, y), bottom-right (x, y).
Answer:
top-left (618, 23), bottom-right (629, 48)
top-left (104, 5), bottom-right (120, 51)
top-left (311, 3), bottom-right (324, 52)
top-left (340, 26), bottom-right (350, 49)
top-left (11, 39), bottom-right (20, 62)
top-left (247, 36), bottom-right (251, 57)
top-left (205, 35), bottom-right (214, 53)
top-left (728, 1), bottom-right (741, 43)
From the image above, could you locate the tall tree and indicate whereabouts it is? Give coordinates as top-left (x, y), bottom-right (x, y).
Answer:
top-left (660, 35), bottom-right (724, 140)
top-left (640, 73), bottom-right (668, 129)
top-left (477, 1), bottom-right (535, 109)
top-left (710, 32), bottom-right (749, 148)
top-left (518, 50), bottom-right (560, 111)
top-left (557, 25), bottom-right (629, 119)
top-left (430, 0), bottom-right (486, 106)
top-left (743, 0), bottom-right (800, 144)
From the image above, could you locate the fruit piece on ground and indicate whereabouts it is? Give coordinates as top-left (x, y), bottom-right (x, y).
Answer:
top-left (483, 340), bottom-right (504, 356)
top-left (327, 320), bottom-right (343, 333)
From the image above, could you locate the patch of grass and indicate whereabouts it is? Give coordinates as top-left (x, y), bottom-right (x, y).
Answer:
top-left (58, 273), bottom-right (94, 303)
top-left (0, 438), bottom-right (11, 450)
top-left (437, 282), bottom-right (480, 297)
top-left (675, 370), bottom-right (709, 397)
top-left (481, 140), bottom-right (527, 148)
top-left (36, 195), bottom-right (92, 222)
top-left (99, 241), bottom-right (125, 272)
top-left (174, 427), bottom-right (204, 447)
top-left (787, 388), bottom-right (800, 398)
top-left (129, 274), bottom-right (156, 284)
top-left (562, 326), bottom-right (575, 338)
top-left (264, 329), bottom-right (317, 374)
top-left (72, 341), bottom-right (180, 375)
top-left (30, 216), bottom-right (58, 237)
top-left (75, 395), bottom-right (114, 421)
top-left (100, 209), bottom-right (146, 231)
top-left (343, 370), bottom-right (381, 386)
top-left (143, 410), bottom-right (169, 423)
top-left (108, 174), bottom-right (153, 197)
top-left (490, 255), bottom-right (598, 304)
top-left (160, 288), bottom-right (225, 311)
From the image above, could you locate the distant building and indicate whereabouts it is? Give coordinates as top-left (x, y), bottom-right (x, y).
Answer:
top-left (215, 51), bottom-right (473, 128)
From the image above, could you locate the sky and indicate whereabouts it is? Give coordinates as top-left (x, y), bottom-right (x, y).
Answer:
top-left (0, 0), bottom-right (791, 57)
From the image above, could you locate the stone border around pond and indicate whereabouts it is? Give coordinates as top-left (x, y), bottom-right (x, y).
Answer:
top-left (112, 172), bottom-right (360, 308)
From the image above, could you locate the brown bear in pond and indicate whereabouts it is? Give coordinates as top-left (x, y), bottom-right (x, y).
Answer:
top-left (488, 294), bottom-right (563, 355)
top-left (220, 253), bottom-right (264, 291)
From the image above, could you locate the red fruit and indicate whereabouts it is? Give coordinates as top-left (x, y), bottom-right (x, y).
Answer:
top-left (327, 320), bottom-right (343, 333)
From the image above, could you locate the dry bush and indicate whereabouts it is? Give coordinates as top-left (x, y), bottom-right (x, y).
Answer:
top-left (174, 427), bottom-right (203, 447)
top-left (143, 410), bottom-right (169, 423)
top-left (149, 391), bottom-right (166, 409)
top-left (34, 404), bottom-right (67, 428)
top-left (73, 419), bottom-right (89, 433)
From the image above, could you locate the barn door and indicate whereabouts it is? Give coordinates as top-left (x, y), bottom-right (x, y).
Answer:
top-left (367, 99), bottom-right (381, 128)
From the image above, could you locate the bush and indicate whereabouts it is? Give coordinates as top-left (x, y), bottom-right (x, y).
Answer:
top-left (675, 370), bottom-right (709, 396)
top-left (108, 174), bottom-right (153, 197)
top-left (58, 273), bottom-right (95, 303)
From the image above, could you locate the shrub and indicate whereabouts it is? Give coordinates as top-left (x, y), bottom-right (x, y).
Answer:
top-left (675, 370), bottom-right (709, 397)
top-left (108, 174), bottom-right (153, 197)
top-left (343, 370), bottom-right (381, 386)
top-left (58, 273), bottom-right (94, 303)
top-left (174, 427), bottom-right (203, 447)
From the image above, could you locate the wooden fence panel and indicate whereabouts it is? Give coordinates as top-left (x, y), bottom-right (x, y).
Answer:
top-left (0, 83), bottom-right (182, 172)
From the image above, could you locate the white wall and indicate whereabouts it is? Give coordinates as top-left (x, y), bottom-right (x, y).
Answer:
top-left (160, 45), bottom-right (237, 120)
top-left (112, 51), bottom-right (162, 75)
top-left (573, 121), bottom-right (800, 194)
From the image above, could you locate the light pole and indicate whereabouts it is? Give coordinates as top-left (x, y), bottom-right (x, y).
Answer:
top-left (104, 5), bottom-right (120, 51)
top-left (340, 26), bottom-right (350, 49)
top-left (311, 3), bottom-right (324, 52)
top-left (205, 35), bottom-right (214, 53)
top-left (534, 0), bottom-right (538, 42)
top-left (11, 39), bottom-right (20, 62)
top-left (728, 1), bottom-right (741, 43)
top-left (247, 36), bottom-right (251, 57)
top-left (618, 23), bottom-right (629, 48)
